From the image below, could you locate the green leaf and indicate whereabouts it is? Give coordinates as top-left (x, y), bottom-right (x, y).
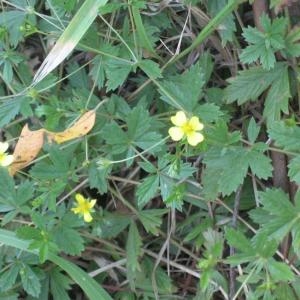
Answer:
top-left (203, 137), bottom-right (271, 200)
top-left (247, 117), bottom-right (260, 144)
top-left (225, 63), bottom-right (286, 105)
top-left (0, 228), bottom-right (113, 300)
top-left (249, 189), bottom-right (297, 241)
top-left (20, 264), bottom-right (41, 297)
top-left (126, 105), bottom-right (152, 140)
top-left (268, 259), bottom-right (295, 282)
top-left (0, 10), bottom-right (26, 46)
top-left (225, 228), bottom-right (253, 253)
top-left (88, 161), bottom-right (110, 194)
top-left (131, 4), bottom-right (159, 58)
top-left (263, 65), bottom-right (290, 123)
top-left (93, 212), bottom-right (131, 239)
top-left (138, 59), bottom-right (162, 79)
top-left (0, 264), bottom-right (20, 291)
top-left (102, 121), bottom-right (129, 154)
top-left (207, 0), bottom-right (236, 45)
top-left (288, 155), bottom-right (300, 184)
top-left (138, 209), bottom-right (168, 235)
top-left (50, 268), bottom-right (72, 300)
top-left (159, 62), bottom-right (205, 111)
top-left (105, 59), bottom-right (133, 91)
top-left (53, 226), bottom-right (84, 256)
top-left (194, 103), bottom-right (223, 123)
top-left (268, 121), bottom-right (300, 151)
top-left (136, 175), bottom-right (159, 208)
top-left (240, 14), bottom-right (287, 70)
top-left (0, 168), bottom-right (15, 206)
top-left (126, 221), bottom-right (142, 290)
top-left (247, 147), bottom-right (273, 179)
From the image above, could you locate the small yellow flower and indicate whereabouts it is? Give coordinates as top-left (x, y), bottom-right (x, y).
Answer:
top-left (71, 193), bottom-right (96, 223)
top-left (0, 142), bottom-right (14, 167)
top-left (168, 111), bottom-right (204, 146)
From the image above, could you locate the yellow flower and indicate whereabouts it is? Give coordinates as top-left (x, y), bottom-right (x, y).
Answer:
top-left (168, 111), bottom-right (204, 146)
top-left (71, 193), bottom-right (96, 222)
top-left (0, 142), bottom-right (14, 167)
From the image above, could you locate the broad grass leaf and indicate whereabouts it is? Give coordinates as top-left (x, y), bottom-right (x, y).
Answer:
top-left (33, 0), bottom-right (108, 84)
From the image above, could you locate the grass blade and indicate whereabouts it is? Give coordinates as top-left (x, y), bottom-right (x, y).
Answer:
top-left (33, 0), bottom-right (108, 84)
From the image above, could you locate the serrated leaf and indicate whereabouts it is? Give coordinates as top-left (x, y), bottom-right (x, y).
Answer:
top-left (0, 168), bottom-right (15, 206)
top-left (50, 268), bottom-right (72, 300)
top-left (136, 175), bottom-right (159, 208)
top-left (225, 63), bottom-right (286, 104)
top-left (194, 103), bottom-right (223, 123)
top-left (225, 228), bottom-right (253, 253)
top-left (0, 264), bottom-right (20, 291)
top-left (247, 149), bottom-right (273, 179)
top-left (249, 189), bottom-right (297, 241)
top-left (264, 65), bottom-right (290, 123)
top-left (138, 209), bottom-right (167, 235)
top-left (268, 259), bottom-right (294, 282)
top-left (288, 155), bottom-right (300, 184)
top-left (20, 264), bottom-right (41, 297)
top-left (53, 226), bottom-right (84, 256)
top-left (138, 161), bottom-right (157, 173)
top-left (247, 117), bottom-right (260, 144)
top-left (208, 0), bottom-right (236, 45)
top-left (240, 14), bottom-right (287, 70)
top-left (126, 221), bottom-right (142, 290)
top-left (0, 95), bottom-right (27, 128)
top-left (105, 59), bottom-right (132, 91)
top-left (159, 62), bottom-right (205, 111)
top-left (268, 121), bottom-right (300, 151)
top-left (138, 59), bottom-right (162, 79)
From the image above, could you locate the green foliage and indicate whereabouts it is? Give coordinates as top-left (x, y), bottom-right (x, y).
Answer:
top-left (2, 1), bottom-right (300, 299)
top-left (240, 14), bottom-right (287, 70)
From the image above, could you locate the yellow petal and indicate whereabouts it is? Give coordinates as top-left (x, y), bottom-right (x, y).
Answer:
top-left (189, 116), bottom-right (204, 131)
top-left (171, 111), bottom-right (187, 126)
top-left (71, 207), bottom-right (80, 214)
top-left (0, 154), bottom-right (14, 167)
top-left (83, 212), bottom-right (93, 222)
top-left (0, 142), bottom-right (9, 153)
top-left (75, 193), bottom-right (86, 204)
top-left (169, 127), bottom-right (184, 141)
top-left (187, 132), bottom-right (204, 146)
top-left (88, 199), bottom-right (96, 209)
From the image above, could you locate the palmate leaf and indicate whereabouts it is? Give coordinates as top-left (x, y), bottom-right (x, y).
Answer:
top-left (202, 145), bottom-right (272, 200)
top-left (249, 189), bottom-right (297, 241)
top-left (159, 62), bottom-right (205, 112)
top-left (20, 264), bottom-right (41, 297)
top-left (225, 62), bottom-right (287, 105)
top-left (240, 14), bottom-right (287, 70)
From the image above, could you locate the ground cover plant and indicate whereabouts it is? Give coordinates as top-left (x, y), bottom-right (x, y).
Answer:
top-left (1, 0), bottom-right (300, 299)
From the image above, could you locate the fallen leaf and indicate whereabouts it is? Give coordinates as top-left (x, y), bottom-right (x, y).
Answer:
top-left (9, 110), bottom-right (96, 175)
top-left (47, 110), bottom-right (96, 144)
top-left (9, 125), bottom-right (45, 175)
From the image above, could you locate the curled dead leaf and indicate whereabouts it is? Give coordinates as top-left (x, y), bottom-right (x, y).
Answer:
top-left (9, 110), bottom-right (96, 175)
top-left (47, 110), bottom-right (96, 144)
top-left (9, 125), bottom-right (45, 176)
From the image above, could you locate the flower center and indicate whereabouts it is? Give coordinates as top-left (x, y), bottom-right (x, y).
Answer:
top-left (0, 153), bottom-right (5, 163)
top-left (79, 202), bottom-right (90, 213)
top-left (182, 123), bottom-right (194, 135)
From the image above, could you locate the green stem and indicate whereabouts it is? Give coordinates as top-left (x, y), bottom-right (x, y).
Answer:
top-left (166, 0), bottom-right (246, 66)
